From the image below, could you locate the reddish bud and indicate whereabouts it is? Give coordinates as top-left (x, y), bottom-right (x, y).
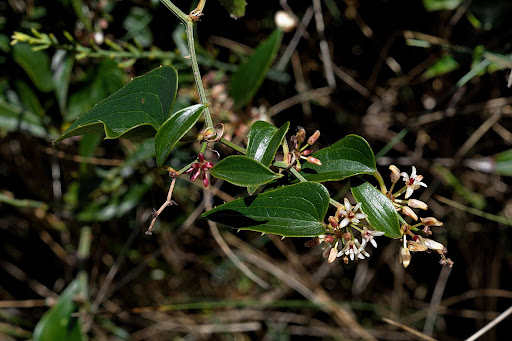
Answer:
top-left (408, 199), bottom-right (428, 210)
top-left (420, 217), bottom-right (443, 226)
top-left (324, 235), bottom-right (334, 243)
top-left (296, 128), bottom-right (306, 143)
top-left (307, 156), bottom-right (322, 166)
top-left (185, 167), bottom-right (194, 174)
top-left (301, 149), bottom-right (312, 156)
top-left (198, 153), bottom-right (205, 163)
top-left (204, 161), bottom-right (214, 169)
top-left (202, 172), bottom-right (209, 187)
top-left (328, 216), bottom-right (338, 228)
top-left (190, 169), bottom-right (201, 182)
top-left (343, 232), bottom-right (352, 241)
top-left (402, 206), bottom-right (418, 221)
top-left (307, 130), bottom-right (320, 145)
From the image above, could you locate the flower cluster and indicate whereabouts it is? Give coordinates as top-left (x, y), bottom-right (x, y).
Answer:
top-left (305, 198), bottom-right (384, 264)
top-left (185, 153), bottom-right (214, 187)
top-left (388, 166), bottom-right (453, 268)
top-left (287, 128), bottom-right (322, 171)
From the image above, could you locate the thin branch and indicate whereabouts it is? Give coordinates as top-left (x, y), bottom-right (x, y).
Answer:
top-left (146, 176), bottom-right (177, 235)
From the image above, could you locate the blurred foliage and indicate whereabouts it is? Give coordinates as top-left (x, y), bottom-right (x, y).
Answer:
top-left (1, 0), bottom-right (512, 340)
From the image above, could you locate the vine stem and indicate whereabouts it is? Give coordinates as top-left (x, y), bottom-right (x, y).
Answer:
top-left (373, 171), bottom-right (388, 194)
top-left (160, 0), bottom-right (214, 130)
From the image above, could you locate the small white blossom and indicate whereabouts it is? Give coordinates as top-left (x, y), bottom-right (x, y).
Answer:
top-left (338, 198), bottom-right (367, 228)
top-left (401, 166), bottom-right (427, 199)
top-left (361, 227), bottom-right (385, 249)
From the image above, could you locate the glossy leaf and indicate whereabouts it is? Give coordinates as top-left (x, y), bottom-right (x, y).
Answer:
top-left (154, 104), bottom-right (204, 167)
top-left (218, 0), bottom-right (246, 18)
top-left (301, 134), bottom-right (376, 182)
top-left (230, 29), bottom-right (283, 108)
top-left (247, 121), bottom-right (289, 166)
top-left (202, 182), bottom-right (329, 237)
top-left (13, 43), bottom-right (54, 93)
top-left (246, 121), bottom-right (289, 194)
top-left (351, 182), bottom-right (401, 238)
top-left (54, 66), bottom-right (178, 143)
top-left (210, 155), bottom-right (283, 187)
top-left (33, 278), bottom-right (87, 341)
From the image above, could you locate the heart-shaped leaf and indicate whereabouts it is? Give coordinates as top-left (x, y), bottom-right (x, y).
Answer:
top-left (33, 277), bottom-right (87, 341)
top-left (230, 29), bottom-right (283, 108)
top-left (246, 121), bottom-right (289, 194)
top-left (154, 104), bottom-right (205, 167)
top-left (202, 182), bottom-right (330, 237)
top-left (351, 182), bottom-right (401, 238)
top-left (210, 155), bottom-right (283, 187)
top-left (301, 134), bottom-right (376, 182)
top-left (54, 65), bottom-right (178, 143)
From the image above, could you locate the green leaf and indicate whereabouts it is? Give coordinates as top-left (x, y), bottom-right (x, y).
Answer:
top-left (423, 0), bottom-right (462, 11)
top-left (246, 121), bottom-right (289, 194)
top-left (230, 29), bottom-right (283, 108)
top-left (422, 54), bottom-right (460, 80)
top-left (0, 98), bottom-right (51, 138)
top-left (495, 149), bottom-right (512, 176)
top-left (351, 182), bottom-right (401, 238)
top-left (247, 121), bottom-right (289, 167)
top-left (202, 182), bottom-right (329, 237)
top-left (154, 104), bottom-right (205, 167)
top-left (301, 134), bottom-right (376, 182)
top-left (210, 155), bottom-right (283, 187)
top-left (54, 65), bottom-right (178, 143)
top-left (218, 0), bottom-right (246, 18)
top-left (33, 278), bottom-right (87, 341)
top-left (12, 43), bottom-right (54, 93)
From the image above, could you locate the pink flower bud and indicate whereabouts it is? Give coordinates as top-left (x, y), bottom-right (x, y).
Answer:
top-left (190, 169), bottom-right (201, 182)
top-left (328, 216), bottom-right (338, 228)
top-left (328, 247), bottom-right (338, 263)
top-left (389, 165), bottom-right (401, 183)
top-left (307, 156), bottom-right (322, 166)
top-left (408, 199), bottom-right (428, 210)
top-left (308, 130), bottom-right (320, 145)
top-left (301, 149), bottom-right (312, 156)
top-left (400, 247), bottom-right (411, 268)
top-left (204, 161), bottom-right (214, 169)
top-left (402, 206), bottom-right (418, 221)
top-left (296, 128), bottom-right (306, 143)
top-left (420, 217), bottom-right (443, 226)
top-left (324, 235), bottom-right (334, 243)
top-left (198, 153), bottom-right (205, 163)
top-left (202, 172), bottom-right (209, 187)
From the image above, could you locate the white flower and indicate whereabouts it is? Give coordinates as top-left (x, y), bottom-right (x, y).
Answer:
top-left (338, 198), bottom-right (368, 228)
top-left (338, 239), bottom-right (367, 261)
top-left (401, 166), bottom-right (427, 199)
top-left (361, 227), bottom-right (385, 249)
